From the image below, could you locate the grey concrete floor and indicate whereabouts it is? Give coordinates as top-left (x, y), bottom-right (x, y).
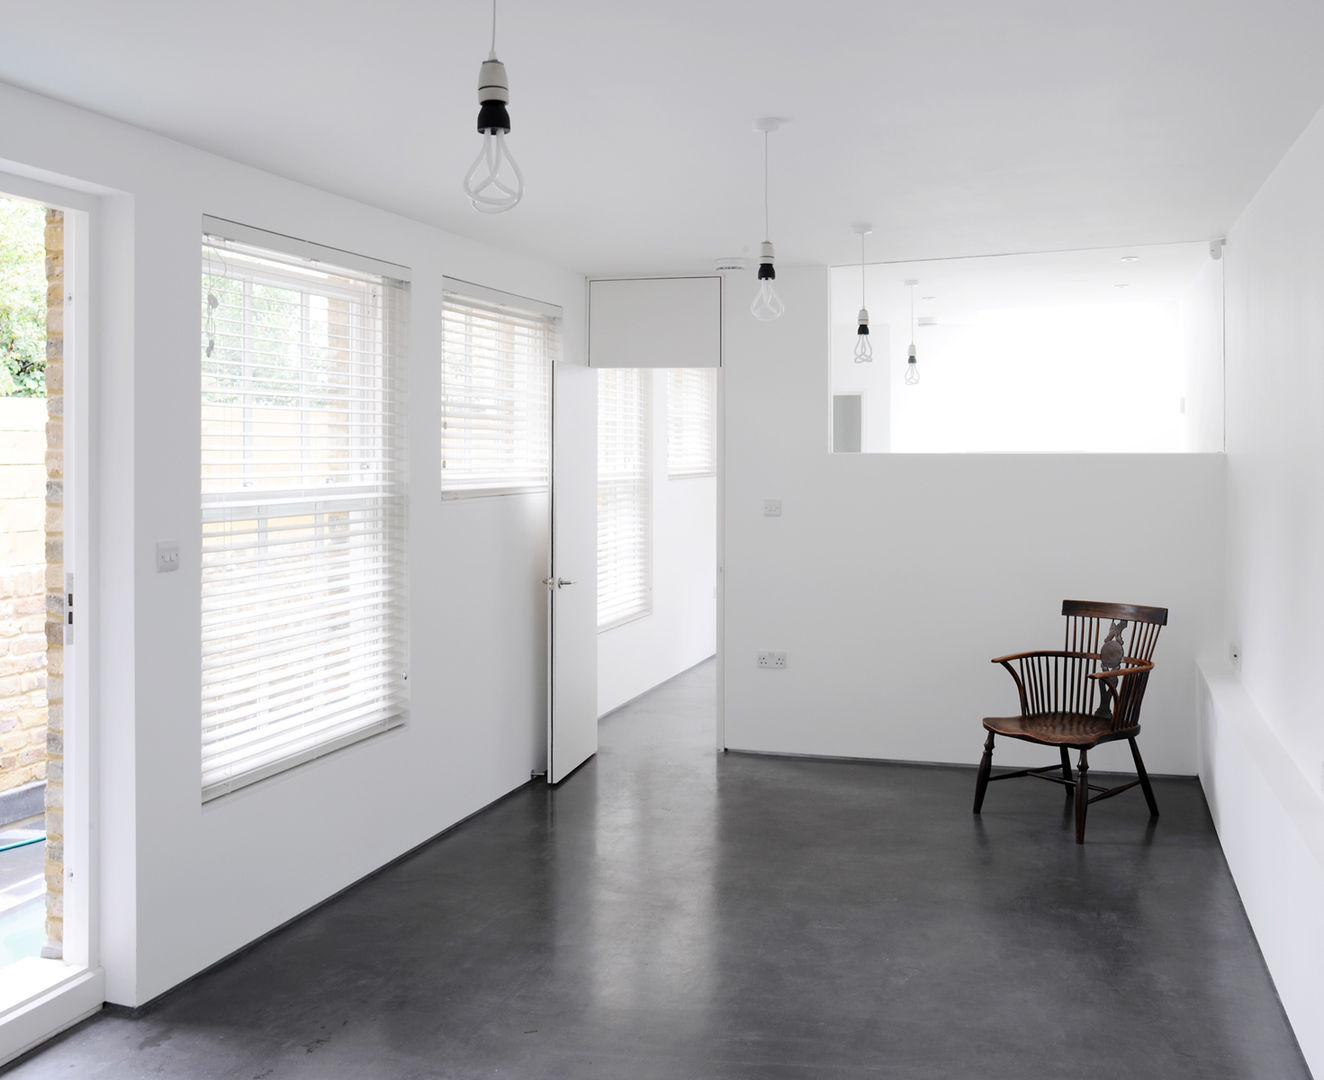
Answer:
top-left (9, 659), bottom-right (1309, 1078)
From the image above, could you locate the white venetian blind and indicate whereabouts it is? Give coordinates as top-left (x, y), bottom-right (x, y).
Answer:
top-left (441, 286), bottom-right (556, 496)
top-left (200, 227), bottom-right (409, 802)
top-left (597, 368), bottom-right (651, 630)
top-left (666, 367), bottom-right (716, 478)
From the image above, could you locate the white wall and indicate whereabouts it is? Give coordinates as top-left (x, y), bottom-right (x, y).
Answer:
top-left (1206, 96), bottom-right (1324, 1079)
top-left (597, 369), bottom-right (716, 716)
top-left (724, 266), bottom-right (1225, 776)
top-left (1, 81), bottom-right (583, 1006)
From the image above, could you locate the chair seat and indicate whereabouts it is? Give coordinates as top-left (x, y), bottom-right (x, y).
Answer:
top-left (982, 711), bottom-right (1139, 748)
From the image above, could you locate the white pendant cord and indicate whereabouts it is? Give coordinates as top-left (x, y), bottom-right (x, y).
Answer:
top-left (909, 283), bottom-right (915, 346)
top-left (490, 0), bottom-right (497, 57)
top-left (763, 130), bottom-right (770, 242)
top-left (860, 234), bottom-right (866, 309)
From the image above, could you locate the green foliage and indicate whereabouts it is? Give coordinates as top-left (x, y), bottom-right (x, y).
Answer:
top-left (0, 196), bottom-right (47, 398)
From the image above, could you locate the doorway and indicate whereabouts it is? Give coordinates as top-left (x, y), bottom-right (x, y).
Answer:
top-left (594, 366), bottom-right (720, 739)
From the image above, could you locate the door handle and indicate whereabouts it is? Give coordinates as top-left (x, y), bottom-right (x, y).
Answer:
top-left (542, 577), bottom-right (576, 589)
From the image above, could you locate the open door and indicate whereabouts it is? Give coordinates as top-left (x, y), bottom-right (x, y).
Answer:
top-left (546, 361), bottom-right (597, 784)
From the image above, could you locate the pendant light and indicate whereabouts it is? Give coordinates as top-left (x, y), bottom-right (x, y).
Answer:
top-left (904, 278), bottom-right (920, 385)
top-left (750, 118), bottom-right (785, 321)
top-left (853, 224), bottom-right (873, 363)
top-left (463, 0), bottom-right (524, 214)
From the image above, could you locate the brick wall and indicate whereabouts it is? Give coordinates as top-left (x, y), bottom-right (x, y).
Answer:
top-left (43, 207), bottom-right (64, 957)
top-left (0, 397), bottom-right (48, 792)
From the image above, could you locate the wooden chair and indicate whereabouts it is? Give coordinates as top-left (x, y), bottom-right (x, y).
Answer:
top-left (972, 600), bottom-right (1168, 843)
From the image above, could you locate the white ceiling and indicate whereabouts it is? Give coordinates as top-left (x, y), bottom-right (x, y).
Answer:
top-left (2, 1), bottom-right (1323, 275)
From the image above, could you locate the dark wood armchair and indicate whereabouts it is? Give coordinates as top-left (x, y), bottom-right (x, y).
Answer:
top-left (972, 600), bottom-right (1168, 843)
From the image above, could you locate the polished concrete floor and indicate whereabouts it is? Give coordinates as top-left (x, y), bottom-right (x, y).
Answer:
top-left (10, 659), bottom-right (1309, 1078)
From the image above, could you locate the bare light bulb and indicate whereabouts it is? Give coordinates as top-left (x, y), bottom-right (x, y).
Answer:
top-left (854, 308), bottom-right (872, 363)
top-left (750, 119), bottom-right (785, 321)
top-left (463, 48), bottom-right (523, 213)
top-left (903, 279), bottom-right (920, 385)
top-left (852, 224), bottom-right (873, 362)
top-left (751, 240), bottom-right (784, 321)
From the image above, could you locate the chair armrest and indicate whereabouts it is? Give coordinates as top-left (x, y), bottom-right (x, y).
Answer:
top-left (990, 649), bottom-right (1092, 665)
top-left (1087, 661), bottom-right (1154, 680)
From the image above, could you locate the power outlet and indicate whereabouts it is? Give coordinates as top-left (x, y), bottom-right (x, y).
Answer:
top-left (763, 499), bottom-right (782, 517)
top-left (757, 651), bottom-right (787, 670)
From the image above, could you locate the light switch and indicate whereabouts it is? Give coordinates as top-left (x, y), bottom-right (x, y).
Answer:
top-left (156, 540), bottom-right (180, 573)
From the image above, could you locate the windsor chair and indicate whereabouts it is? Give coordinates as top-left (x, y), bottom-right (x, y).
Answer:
top-left (972, 600), bottom-right (1168, 844)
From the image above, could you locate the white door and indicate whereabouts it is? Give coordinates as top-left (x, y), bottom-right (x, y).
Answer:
top-left (547, 361), bottom-right (597, 784)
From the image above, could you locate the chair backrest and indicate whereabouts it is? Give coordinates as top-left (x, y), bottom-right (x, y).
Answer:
top-left (1061, 600), bottom-right (1167, 664)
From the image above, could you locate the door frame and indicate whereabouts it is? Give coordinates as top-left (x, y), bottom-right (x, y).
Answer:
top-left (0, 169), bottom-right (104, 1064)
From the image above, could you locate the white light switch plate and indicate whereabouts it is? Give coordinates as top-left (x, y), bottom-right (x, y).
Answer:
top-left (156, 540), bottom-right (180, 573)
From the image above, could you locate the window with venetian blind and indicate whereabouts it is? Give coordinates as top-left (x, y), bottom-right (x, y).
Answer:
top-left (440, 285), bottom-right (556, 496)
top-left (200, 222), bottom-right (409, 802)
top-left (597, 368), bottom-right (651, 630)
top-left (666, 367), bottom-right (716, 478)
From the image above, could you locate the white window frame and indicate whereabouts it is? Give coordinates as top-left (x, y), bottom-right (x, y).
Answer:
top-left (666, 366), bottom-right (717, 478)
top-left (597, 367), bottom-right (652, 631)
top-left (441, 280), bottom-right (558, 498)
top-left (199, 219), bottom-right (409, 802)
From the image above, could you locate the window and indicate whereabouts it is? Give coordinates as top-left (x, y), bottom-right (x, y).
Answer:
top-left (828, 240), bottom-right (1224, 453)
top-left (200, 223), bottom-right (408, 801)
top-left (666, 367), bottom-right (716, 477)
top-left (441, 285), bottom-right (556, 496)
top-left (597, 368), bottom-right (651, 629)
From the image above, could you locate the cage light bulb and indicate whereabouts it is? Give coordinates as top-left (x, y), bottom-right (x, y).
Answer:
top-left (463, 54), bottom-right (524, 213)
top-left (854, 308), bottom-right (872, 363)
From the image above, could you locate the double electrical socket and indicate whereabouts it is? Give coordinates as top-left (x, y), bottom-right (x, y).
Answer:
top-left (757, 651), bottom-right (787, 670)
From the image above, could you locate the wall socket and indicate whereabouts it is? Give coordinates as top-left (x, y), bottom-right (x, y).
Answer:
top-left (757, 651), bottom-right (787, 669)
top-left (763, 499), bottom-right (782, 517)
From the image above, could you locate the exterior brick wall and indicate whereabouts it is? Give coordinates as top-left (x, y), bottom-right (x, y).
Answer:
top-left (0, 399), bottom-right (48, 790)
top-left (43, 208), bottom-right (64, 957)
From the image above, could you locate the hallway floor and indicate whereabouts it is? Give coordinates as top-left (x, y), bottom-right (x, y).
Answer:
top-left (10, 659), bottom-right (1308, 1078)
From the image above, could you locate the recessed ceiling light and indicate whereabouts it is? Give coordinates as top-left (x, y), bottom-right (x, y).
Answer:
top-left (1120, 255), bottom-right (1140, 263)
top-left (921, 295), bottom-right (936, 301)
top-left (1114, 283), bottom-right (1130, 289)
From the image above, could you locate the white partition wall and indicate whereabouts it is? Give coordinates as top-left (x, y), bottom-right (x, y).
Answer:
top-left (722, 265), bottom-right (1225, 776)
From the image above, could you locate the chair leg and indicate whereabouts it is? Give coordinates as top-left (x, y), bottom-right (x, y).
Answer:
top-left (1074, 748), bottom-right (1090, 844)
top-left (1059, 747), bottom-right (1072, 799)
top-left (973, 731), bottom-right (995, 813)
top-left (1129, 737), bottom-right (1159, 818)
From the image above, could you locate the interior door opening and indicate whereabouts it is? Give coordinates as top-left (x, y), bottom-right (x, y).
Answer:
top-left (594, 366), bottom-right (719, 746)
